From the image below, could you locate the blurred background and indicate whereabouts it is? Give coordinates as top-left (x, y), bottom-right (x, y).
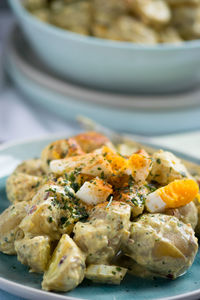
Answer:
top-left (1, 0), bottom-right (200, 149)
top-left (0, 0), bottom-right (79, 144)
top-left (1, 0), bottom-right (200, 145)
top-left (0, 1), bottom-right (200, 148)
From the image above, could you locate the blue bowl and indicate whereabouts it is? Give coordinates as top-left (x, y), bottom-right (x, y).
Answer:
top-left (8, 0), bottom-right (200, 94)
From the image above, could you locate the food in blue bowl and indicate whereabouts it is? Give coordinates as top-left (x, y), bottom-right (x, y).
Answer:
top-left (8, 0), bottom-right (200, 93)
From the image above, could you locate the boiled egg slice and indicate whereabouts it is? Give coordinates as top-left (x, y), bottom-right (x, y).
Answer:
top-left (145, 179), bottom-right (199, 213)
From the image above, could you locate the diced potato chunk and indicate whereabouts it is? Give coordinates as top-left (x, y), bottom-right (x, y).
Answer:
top-left (74, 201), bottom-right (131, 264)
top-left (41, 138), bottom-right (84, 172)
top-left (127, 0), bottom-right (171, 26)
top-left (20, 198), bottom-right (61, 240)
top-left (166, 0), bottom-right (200, 5)
top-left (125, 214), bottom-right (198, 278)
top-left (20, 183), bottom-right (86, 239)
top-left (93, 0), bottom-right (128, 28)
top-left (108, 16), bottom-right (158, 44)
top-left (148, 150), bottom-right (191, 185)
top-left (25, 0), bottom-right (47, 11)
top-left (15, 159), bottom-right (45, 176)
top-left (15, 235), bottom-right (51, 273)
top-left (165, 202), bottom-right (198, 230)
top-left (158, 27), bottom-right (182, 43)
top-left (85, 264), bottom-right (127, 284)
top-left (50, 1), bottom-right (92, 35)
top-left (171, 4), bottom-right (200, 40)
top-left (73, 131), bottom-right (111, 153)
top-left (42, 234), bottom-right (85, 292)
top-left (6, 172), bottom-right (41, 203)
top-left (0, 202), bottom-right (27, 254)
top-left (32, 8), bottom-right (49, 22)
top-left (41, 132), bottom-right (111, 172)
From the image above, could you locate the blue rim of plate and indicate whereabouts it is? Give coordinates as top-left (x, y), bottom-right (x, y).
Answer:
top-left (0, 134), bottom-right (200, 300)
top-left (8, 0), bottom-right (200, 51)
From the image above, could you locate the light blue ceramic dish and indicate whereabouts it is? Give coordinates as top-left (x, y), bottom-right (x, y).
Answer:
top-left (0, 135), bottom-right (200, 300)
top-left (7, 0), bottom-right (200, 94)
top-left (4, 26), bottom-right (200, 136)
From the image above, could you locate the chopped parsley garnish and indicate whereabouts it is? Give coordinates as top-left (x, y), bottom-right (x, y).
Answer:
top-left (35, 181), bottom-right (40, 188)
top-left (48, 216), bottom-right (53, 223)
top-left (128, 175), bottom-right (135, 188)
top-left (112, 271), bottom-right (116, 275)
top-left (132, 192), bottom-right (146, 205)
top-left (60, 217), bottom-right (67, 225)
top-left (144, 183), bottom-right (157, 193)
top-left (74, 167), bottom-right (82, 174)
top-left (78, 206), bottom-right (89, 221)
top-left (64, 186), bottom-right (76, 199)
top-left (69, 172), bottom-right (76, 182)
top-left (100, 171), bottom-right (105, 179)
top-left (70, 182), bottom-right (80, 193)
top-left (131, 198), bottom-right (139, 206)
top-left (156, 158), bottom-right (161, 164)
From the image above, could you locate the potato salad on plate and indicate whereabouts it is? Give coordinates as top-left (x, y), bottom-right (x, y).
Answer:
top-left (0, 131), bottom-right (200, 293)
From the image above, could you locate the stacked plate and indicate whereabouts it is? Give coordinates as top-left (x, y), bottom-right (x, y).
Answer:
top-left (5, 26), bottom-right (200, 135)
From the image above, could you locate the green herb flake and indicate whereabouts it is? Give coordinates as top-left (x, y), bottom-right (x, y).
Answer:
top-left (35, 181), bottom-right (40, 188)
top-left (112, 271), bottom-right (116, 275)
top-left (100, 171), bottom-right (105, 179)
top-left (156, 158), bottom-right (161, 164)
top-left (48, 216), bottom-right (53, 223)
top-left (131, 198), bottom-right (138, 206)
top-left (69, 172), bottom-right (76, 182)
top-left (60, 217), bottom-right (67, 225)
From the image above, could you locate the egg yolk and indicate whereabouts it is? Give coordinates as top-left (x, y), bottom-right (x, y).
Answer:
top-left (158, 179), bottom-right (199, 208)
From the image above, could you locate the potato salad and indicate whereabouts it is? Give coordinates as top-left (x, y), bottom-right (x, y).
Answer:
top-left (0, 131), bottom-right (200, 292)
top-left (25, 0), bottom-right (200, 44)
